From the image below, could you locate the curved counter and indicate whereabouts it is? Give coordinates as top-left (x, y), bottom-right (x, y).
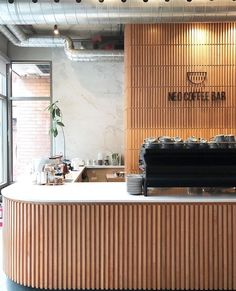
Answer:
top-left (3, 182), bottom-right (236, 203)
top-left (2, 182), bottom-right (236, 290)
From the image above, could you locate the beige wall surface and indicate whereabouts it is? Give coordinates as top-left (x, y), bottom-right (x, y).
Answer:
top-left (125, 23), bottom-right (236, 173)
top-left (9, 46), bottom-right (124, 162)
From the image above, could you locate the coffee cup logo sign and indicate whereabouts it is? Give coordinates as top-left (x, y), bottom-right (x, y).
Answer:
top-left (168, 72), bottom-right (226, 102)
top-left (187, 72), bottom-right (207, 85)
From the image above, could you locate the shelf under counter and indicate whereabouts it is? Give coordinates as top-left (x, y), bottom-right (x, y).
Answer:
top-left (68, 165), bottom-right (125, 182)
top-left (64, 166), bottom-right (85, 182)
top-left (84, 166), bottom-right (125, 182)
top-left (85, 165), bottom-right (124, 169)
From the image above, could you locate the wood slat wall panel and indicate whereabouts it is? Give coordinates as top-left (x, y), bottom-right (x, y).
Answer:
top-left (3, 198), bottom-right (236, 290)
top-left (125, 23), bottom-right (236, 173)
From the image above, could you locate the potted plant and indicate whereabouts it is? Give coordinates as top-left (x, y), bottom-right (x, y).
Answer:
top-left (46, 100), bottom-right (66, 157)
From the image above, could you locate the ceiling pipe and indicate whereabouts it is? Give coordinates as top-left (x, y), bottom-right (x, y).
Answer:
top-left (64, 37), bottom-right (124, 62)
top-left (0, 25), bottom-right (66, 47)
top-left (6, 25), bottom-right (27, 42)
top-left (0, 25), bottom-right (124, 62)
top-left (0, 0), bottom-right (235, 24)
top-left (0, 25), bottom-right (19, 46)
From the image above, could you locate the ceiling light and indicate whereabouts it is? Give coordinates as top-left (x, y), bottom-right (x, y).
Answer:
top-left (143, 0), bottom-right (148, 2)
top-left (32, 0), bottom-right (38, 3)
top-left (121, 0), bottom-right (127, 2)
top-left (76, 0), bottom-right (81, 2)
top-left (99, 0), bottom-right (104, 2)
top-left (54, 25), bottom-right (59, 35)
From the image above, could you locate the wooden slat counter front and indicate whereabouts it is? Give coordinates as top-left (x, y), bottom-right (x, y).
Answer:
top-left (2, 183), bottom-right (236, 290)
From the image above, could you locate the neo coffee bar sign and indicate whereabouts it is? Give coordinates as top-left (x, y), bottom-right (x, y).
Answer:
top-left (168, 72), bottom-right (226, 102)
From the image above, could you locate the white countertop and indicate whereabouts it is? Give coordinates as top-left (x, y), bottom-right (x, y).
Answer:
top-left (2, 182), bottom-right (236, 203)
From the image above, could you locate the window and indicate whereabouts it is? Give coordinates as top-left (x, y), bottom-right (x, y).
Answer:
top-left (0, 73), bottom-right (6, 96)
top-left (0, 73), bottom-right (7, 187)
top-left (10, 62), bottom-right (51, 181)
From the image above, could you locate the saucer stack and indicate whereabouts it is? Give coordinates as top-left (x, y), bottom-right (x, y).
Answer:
top-left (126, 174), bottom-right (143, 195)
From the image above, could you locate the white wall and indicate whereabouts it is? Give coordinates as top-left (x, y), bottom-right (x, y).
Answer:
top-left (0, 33), bottom-right (8, 56)
top-left (9, 46), bottom-right (124, 162)
top-left (0, 33), bottom-right (9, 76)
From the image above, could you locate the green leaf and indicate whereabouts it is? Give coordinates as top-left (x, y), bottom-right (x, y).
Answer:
top-left (45, 105), bottom-right (50, 111)
top-left (45, 103), bottom-right (52, 111)
top-left (57, 121), bottom-right (64, 127)
top-left (51, 100), bottom-right (58, 107)
top-left (45, 102), bottom-right (55, 112)
top-left (45, 101), bottom-right (58, 112)
top-left (56, 108), bottom-right (61, 117)
top-left (53, 128), bottom-right (58, 137)
top-left (52, 108), bottom-right (56, 119)
top-left (46, 100), bottom-right (64, 138)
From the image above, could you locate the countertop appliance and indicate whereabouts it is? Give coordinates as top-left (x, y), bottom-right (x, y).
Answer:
top-left (140, 136), bottom-right (236, 196)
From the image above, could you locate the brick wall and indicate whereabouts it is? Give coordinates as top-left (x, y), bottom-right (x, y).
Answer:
top-left (12, 73), bottom-right (51, 180)
top-left (12, 73), bottom-right (50, 97)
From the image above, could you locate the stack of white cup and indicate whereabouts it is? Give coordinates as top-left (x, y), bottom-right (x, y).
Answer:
top-left (126, 174), bottom-right (143, 195)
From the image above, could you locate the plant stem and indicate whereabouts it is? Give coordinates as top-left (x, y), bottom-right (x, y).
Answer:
top-left (61, 127), bottom-right (66, 159)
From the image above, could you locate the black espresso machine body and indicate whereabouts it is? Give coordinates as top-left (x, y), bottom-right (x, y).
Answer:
top-left (140, 142), bottom-right (236, 196)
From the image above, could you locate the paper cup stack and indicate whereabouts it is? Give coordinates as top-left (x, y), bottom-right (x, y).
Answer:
top-left (126, 174), bottom-right (143, 195)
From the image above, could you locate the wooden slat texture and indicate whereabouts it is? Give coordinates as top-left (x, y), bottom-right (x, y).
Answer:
top-left (3, 198), bottom-right (236, 290)
top-left (125, 23), bottom-right (236, 173)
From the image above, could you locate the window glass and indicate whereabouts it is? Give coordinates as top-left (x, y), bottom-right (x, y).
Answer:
top-left (12, 100), bottom-right (51, 181)
top-left (11, 62), bottom-right (51, 182)
top-left (0, 73), bottom-right (6, 95)
top-left (11, 63), bottom-right (50, 98)
top-left (0, 98), bottom-right (7, 185)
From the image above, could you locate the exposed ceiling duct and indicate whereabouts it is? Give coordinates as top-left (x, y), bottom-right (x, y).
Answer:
top-left (0, 0), bottom-right (234, 62)
top-left (63, 36), bottom-right (124, 62)
top-left (0, 25), bottom-right (124, 62)
top-left (6, 24), bottom-right (27, 42)
top-left (0, 25), bottom-right (65, 47)
top-left (0, 0), bottom-right (235, 25)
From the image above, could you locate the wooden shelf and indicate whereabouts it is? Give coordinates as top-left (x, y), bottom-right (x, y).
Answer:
top-left (106, 173), bottom-right (125, 182)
